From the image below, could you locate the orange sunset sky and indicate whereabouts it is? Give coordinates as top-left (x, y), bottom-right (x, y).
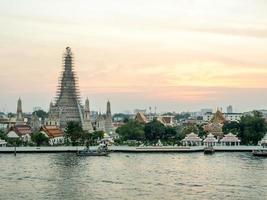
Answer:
top-left (0, 0), bottom-right (267, 113)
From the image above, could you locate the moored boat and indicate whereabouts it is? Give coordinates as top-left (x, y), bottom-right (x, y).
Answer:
top-left (204, 146), bottom-right (215, 154)
top-left (252, 149), bottom-right (267, 157)
top-left (252, 133), bottom-right (267, 157)
top-left (77, 143), bottom-right (109, 156)
top-left (77, 149), bottom-right (109, 156)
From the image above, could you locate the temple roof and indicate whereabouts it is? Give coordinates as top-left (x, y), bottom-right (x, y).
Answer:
top-left (9, 125), bottom-right (32, 136)
top-left (220, 132), bottom-right (240, 142)
top-left (41, 126), bottom-right (63, 138)
top-left (211, 109), bottom-right (225, 123)
top-left (204, 133), bottom-right (218, 143)
top-left (135, 112), bottom-right (148, 124)
top-left (182, 132), bottom-right (202, 142)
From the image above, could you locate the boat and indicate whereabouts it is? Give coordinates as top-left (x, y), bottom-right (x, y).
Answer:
top-left (204, 146), bottom-right (215, 154)
top-left (252, 149), bottom-right (267, 157)
top-left (252, 133), bottom-right (267, 157)
top-left (77, 149), bottom-right (109, 156)
top-left (77, 143), bottom-right (109, 156)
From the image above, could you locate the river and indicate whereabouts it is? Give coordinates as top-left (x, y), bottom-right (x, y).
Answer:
top-left (0, 152), bottom-right (266, 200)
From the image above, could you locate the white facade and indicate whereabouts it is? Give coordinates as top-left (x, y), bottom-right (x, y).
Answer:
top-left (203, 112), bottom-right (242, 122)
top-left (40, 131), bottom-right (64, 146)
top-left (7, 131), bottom-right (31, 142)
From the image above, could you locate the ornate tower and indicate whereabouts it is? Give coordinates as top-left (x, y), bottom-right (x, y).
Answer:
top-left (104, 100), bottom-right (114, 134)
top-left (16, 97), bottom-right (24, 125)
top-left (83, 98), bottom-right (94, 132)
top-left (49, 47), bottom-right (83, 128)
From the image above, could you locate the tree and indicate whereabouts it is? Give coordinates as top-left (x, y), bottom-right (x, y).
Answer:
top-left (116, 120), bottom-right (145, 141)
top-left (31, 132), bottom-right (49, 146)
top-left (181, 125), bottom-right (198, 135)
top-left (65, 121), bottom-right (84, 146)
top-left (82, 131), bottom-right (105, 147)
top-left (113, 113), bottom-right (130, 123)
top-left (164, 127), bottom-right (177, 140)
top-left (175, 113), bottom-right (191, 121)
top-left (144, 120), bottom-right (166, 142)
top-left (238, 111), bottom-right (266, 145)
top-left (32, 110), bottom-right (48, 120)
top-left (223, 121), bottom-right (240, 135)
top-left (222, 111), bottom-right (267, 145)
top-left (0, 130), bottom-right (7, 141)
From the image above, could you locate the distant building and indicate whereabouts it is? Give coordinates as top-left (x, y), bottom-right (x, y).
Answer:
top-left (203, 112), bottom-right (242, 122)
top-left (157, 115), bottom-right (176, 126)
top-left (227, 105), bottom-right (233, 113)
top-left (200, 108), bottom-right (213, 114)
top-left (135, 112), bottom-right (149, 124)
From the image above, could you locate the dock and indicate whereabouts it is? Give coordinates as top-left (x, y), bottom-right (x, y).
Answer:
top-left (0, 145), bottom-right (260, 154)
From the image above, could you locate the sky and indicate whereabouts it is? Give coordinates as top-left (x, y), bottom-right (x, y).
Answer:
top-left (0, 0), bottom-right (267, 113)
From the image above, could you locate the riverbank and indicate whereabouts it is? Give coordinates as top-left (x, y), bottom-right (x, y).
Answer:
top-left (0, 145), bottom-right (261, 153)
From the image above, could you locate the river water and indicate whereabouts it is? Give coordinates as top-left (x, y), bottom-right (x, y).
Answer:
top-left (0, 152), bottom-right (266, 200)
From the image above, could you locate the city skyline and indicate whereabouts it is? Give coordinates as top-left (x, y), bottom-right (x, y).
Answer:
top-left (1, 0), bottom-right (267, 113)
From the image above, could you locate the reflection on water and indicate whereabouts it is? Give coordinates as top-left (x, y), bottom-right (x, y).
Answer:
top-left (0, 152), bottom-right (266, 200)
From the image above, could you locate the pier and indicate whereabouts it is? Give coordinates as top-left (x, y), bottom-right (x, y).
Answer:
top-left (0, 145), bottom-right (260, 154)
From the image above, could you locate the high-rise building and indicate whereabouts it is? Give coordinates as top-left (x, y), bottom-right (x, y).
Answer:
top-left (227, 105), bottom-right (233, 113)
top-left (48, 47), bottom-right (83, 128)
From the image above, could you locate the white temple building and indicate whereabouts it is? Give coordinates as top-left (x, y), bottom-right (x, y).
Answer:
top-left (259, 133), bottom-right (267, 148)
top-left (220, 133), bottom-right (241, 146)
top-left (182, 132), bottom-right (202, 146)
top-left (203, 133), bottom-right (218, 147)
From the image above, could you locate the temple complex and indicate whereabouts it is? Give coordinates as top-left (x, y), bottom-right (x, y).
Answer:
top-left (48, 47), bottom-right (83, 128)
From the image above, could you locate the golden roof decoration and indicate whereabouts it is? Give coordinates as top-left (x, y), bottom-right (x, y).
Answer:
top-left (211, 109), bottom-right (225, 123)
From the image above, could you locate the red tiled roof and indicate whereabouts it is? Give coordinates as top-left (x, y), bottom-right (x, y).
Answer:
top-left (41, 126), bottom-right (63, 138)
top-left (10, 125), bottom-right (32, 136)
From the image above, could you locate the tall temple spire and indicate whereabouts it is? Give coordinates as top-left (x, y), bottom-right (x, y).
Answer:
top-left (106, 100), bottom-right (111, 117)
top-left (104, 100), bottom-right (114, 135)
top-left (49, 47), bottom-right (83, 128)
top-left (83, 98), bottom-right (94, 132)
top-left (84, 98), bottom-right (90, 120)
top-left (16, 97), bottom-right (24, 124)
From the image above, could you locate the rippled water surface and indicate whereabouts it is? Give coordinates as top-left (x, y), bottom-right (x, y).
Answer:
top-left (0, 152), bottom-right (266, 200)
